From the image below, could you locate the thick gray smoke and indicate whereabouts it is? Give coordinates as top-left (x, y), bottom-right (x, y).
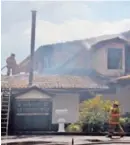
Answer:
top-left (35, 40), bottom-right (92, 75)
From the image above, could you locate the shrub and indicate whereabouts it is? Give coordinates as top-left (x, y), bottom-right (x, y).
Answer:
top-left (120, 117), bottom-right (127, 124)
top-left (66, 123), bottom-right (82, 132)
top-left (68, 96), bottom-right (130, 133)
top-left (79, 96), bottom-right (113, 125)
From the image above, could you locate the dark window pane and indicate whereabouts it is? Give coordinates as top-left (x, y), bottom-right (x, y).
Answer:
top-left (125, 44), bottom-right (130, 73)
top-left (107, 48), bottom-right (123, 69)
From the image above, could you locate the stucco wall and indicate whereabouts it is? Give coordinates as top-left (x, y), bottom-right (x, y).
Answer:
top-left (101, 85), bottom-right (130, 114)
top-left (92, 42), bottom-right (125, 77)
top-left (52, 93), bottom-right (79, 124)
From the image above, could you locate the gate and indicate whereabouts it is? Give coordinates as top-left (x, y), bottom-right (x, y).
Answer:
top-left (12, 98), bottom-right (52, 133)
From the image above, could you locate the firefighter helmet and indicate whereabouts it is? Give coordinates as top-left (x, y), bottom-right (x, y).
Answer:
top-left (113, 101), bottom-right (119, 106)
top-left (11, 53), bottom-right (15, 57)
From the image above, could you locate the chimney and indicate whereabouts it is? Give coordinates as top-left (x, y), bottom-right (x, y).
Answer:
top-left (29, 10), bottom-right (37, 86)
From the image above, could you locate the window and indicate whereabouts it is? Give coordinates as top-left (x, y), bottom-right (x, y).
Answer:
top-left (44, 56), bottom-right (51, 68)
top-left (107, 48), bottom-right (123, 69)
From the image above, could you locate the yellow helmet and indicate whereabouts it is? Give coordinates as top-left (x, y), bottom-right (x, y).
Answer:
top-left (113, 101), bottom-right (119, 106)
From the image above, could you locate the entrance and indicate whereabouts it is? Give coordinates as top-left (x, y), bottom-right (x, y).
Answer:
top-left (12, 98), bottom-right (52, 133)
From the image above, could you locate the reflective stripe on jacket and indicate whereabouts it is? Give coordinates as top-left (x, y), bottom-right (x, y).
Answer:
top-left (109, 107), bottom-right (120, 125)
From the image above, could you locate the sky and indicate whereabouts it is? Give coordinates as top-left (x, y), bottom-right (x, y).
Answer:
top-left (1, 1), bottom-right (130, 67)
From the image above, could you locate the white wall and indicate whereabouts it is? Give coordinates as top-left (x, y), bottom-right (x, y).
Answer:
top-left (52, 93), bottom-right (79, 124)
top-left (102, 85), bottom-right (130, 114)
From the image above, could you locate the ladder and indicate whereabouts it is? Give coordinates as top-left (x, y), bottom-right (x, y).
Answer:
top-left (1, 88), bottom-right (11, 136)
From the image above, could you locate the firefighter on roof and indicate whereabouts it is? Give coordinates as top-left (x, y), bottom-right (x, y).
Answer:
top-left (107, 101), bottom-right (124, 138)
top-left (6, 53), bottom-right (17, 76)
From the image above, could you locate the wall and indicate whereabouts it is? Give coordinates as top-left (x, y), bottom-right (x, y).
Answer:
top-left (101, 85), bottom-right (130, 114)
top-left (52, 93), bottom-right (79, 124)
top-left (14, 90), bottom-right (80, 124)
top-left (91, 42), bottom-right (125, 77)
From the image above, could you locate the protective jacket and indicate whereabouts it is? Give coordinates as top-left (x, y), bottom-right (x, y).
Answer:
top-left (6, 56), bottom-right (16, 68)
top-left (109, 107), bottom-right (120, 125)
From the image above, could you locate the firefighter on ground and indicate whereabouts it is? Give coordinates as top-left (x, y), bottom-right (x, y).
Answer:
top-left (6, 53), bottom-right (17, 76)
top-left (108, 101), bottom-right (125, 138)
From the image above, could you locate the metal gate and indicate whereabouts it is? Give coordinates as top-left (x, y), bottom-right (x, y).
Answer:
top-left (12, 98), bottom-right (52, 133)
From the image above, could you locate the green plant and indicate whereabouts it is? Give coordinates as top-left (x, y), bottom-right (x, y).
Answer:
top-left (66, 123), bottom-right (82, 132)
top-left (123, 117), bottom-right (130, 124)
top-left (79, 96), bottom-right (113, 125)
top-left (119, 117), bottom-right (127, 124)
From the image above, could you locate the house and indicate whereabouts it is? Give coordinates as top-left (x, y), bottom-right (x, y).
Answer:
top-left (87, 36), bottom-right (130, 114)
top-left (19, 34), bottom-right (130, 77)
top-left (1, 74), bottom-right (111, 134)
top-left (19, 40), bottom-right (92, 75)
top-left (1, 31), bottom-right (130, 135)
top-left (90, 36), bottom-right (130, 77)
top-left (85, 35), bottom-right (130, 114)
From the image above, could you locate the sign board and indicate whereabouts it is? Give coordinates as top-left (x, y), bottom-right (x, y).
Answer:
top-left (55, 109), bottom-right (68, 116)
top-left (15, 99), bottom-right (51, 116)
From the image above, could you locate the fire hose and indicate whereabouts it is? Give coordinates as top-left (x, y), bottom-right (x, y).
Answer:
top-left (1, 65), bottom-right (6, 71)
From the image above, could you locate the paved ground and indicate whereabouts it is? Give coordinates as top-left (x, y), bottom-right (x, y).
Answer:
top-left (1, 136), bottom-right (130, 145)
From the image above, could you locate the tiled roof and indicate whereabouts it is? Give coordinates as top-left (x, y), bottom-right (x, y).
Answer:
top-left (1, 74), bottom-right (109, 89)
top-left (116, 75), bottom-right (130, 80)
top-left (84, 34), bottom-right (119, 47)
top-left (109, 75), bottom-right (130, 84)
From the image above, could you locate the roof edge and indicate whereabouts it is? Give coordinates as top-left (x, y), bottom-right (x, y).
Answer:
top-left (13, 86), bottom-right (55, 97)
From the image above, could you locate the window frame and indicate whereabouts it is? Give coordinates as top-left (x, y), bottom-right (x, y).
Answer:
top-left (107, 47), bottom-right (123, 70)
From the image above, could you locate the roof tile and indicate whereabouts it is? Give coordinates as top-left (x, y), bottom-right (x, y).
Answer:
top-left (1, 74), bottom-right (109, 89)
top-left (117, 75), bottom-right (130, 80)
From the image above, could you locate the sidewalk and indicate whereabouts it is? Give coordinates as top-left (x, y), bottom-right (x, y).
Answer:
top-left (1, 136), bottom-right (130, 145)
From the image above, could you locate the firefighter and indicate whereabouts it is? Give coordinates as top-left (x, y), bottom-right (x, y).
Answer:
top-left (107, 101), bottom-right (124, 138)
top-left (6, 53), bottom-right (17, 76)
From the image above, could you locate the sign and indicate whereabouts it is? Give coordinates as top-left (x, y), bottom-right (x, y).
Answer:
top-left (55, 109), bottom-right (68, 116)
top-left (15, 99), bottom-right (51, 116)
